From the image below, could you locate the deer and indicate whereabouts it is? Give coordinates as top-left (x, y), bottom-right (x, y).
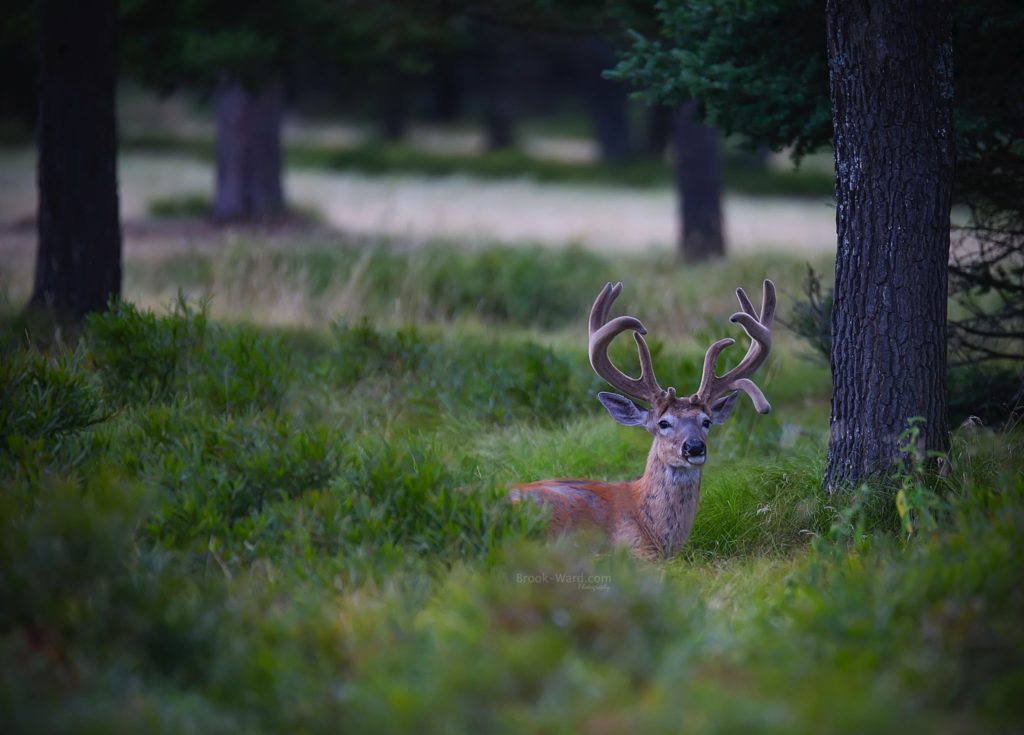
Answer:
top-left (511, 279), bottom-right (776, 559)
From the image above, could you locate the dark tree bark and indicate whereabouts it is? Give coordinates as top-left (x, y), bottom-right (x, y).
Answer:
top-left (377, 68), bottom-right (410, 142)
top-left (30, 0), bottom-right (121, 324)
top-left (478, 27), bottom-right (518, 151)
top-left (645, 105), bottom-right (673, 159)
top-left (674, 101), bottom-right (725, 261)
top-left (579, 37), bottom-right (631, 162)
top-left (824, 0), bottom-right (955, 491)
top-left (429, 55), bottom-right (462, 122)
top-left (213, 79), bottom-right (285, 222)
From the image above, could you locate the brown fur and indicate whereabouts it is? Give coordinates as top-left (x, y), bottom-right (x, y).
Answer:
top-left (511, 398), bottom-right (714, 560)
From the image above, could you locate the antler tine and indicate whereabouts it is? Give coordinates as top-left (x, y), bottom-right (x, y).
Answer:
top-left (729, 378), bottom-right (771, 414)
top-left (735, 286), bottom-right (757, 318)
top-left (759, 278), bottom-right (777, 324)
top-left (720, 279), bottom-right (775, 383)
top-left (692, 280), bottom-right (775, 413)
top-left (588, 283), bottom-right (666, 406)
top-left (692, 337), bottom-right (735, 403)
top-left (588, 282), bottom-right (618, 334)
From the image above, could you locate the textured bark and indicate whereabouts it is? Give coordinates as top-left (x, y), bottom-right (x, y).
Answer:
top-left (674, 101), bottom-right (725, 261)
top-left (31, 0), bottom-right (122, 323)
top-left (213, 80), bottom-right (285, 222)
top-left (824, 0), bottom-right (955, 491)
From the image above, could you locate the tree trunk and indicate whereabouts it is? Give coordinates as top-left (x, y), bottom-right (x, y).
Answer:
top-left (824, 0), bottom-right (955, 491)
top-left (645, 105), bottom-right (673, 159)
top-left (479, 27), bottom-right (517, 151)
top-left (580, 37), bottom-right (631, 162)
top-left (429, 56), bottom-right (462, 122)
top-left (30, 0), bottom-right (122, 324)
top-left (378, 68), bottom-right (409, 141)
top-left (674, 101), bottom-right (725, 261)
top-left (214, 79), bottom-right (285, 222)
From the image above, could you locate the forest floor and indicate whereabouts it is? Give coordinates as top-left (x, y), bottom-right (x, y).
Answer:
top-left (2, 240), bottom-right (1022, 733)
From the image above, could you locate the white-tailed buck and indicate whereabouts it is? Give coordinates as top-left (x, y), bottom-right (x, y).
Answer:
top-left (512, 279), bottom-right (776, 559)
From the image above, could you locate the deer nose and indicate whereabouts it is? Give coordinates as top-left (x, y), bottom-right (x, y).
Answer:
top-left (683, 440), bottom-right (706, 457)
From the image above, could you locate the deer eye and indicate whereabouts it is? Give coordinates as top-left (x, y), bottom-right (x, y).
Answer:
top-left (658, 419), bottom-right (671, 430)
top-left (702, 418), bottom-right (712, 429)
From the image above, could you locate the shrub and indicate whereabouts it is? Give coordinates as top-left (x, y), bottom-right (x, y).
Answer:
top-left (85, 297), bottom-right (208, 403)
top-left (0, 348), bottom-right (108, 481)
top-left (329, 322), bottom-right (604, 425)
top-left (131, 410), bottom-right (338, 550)
top-left (87, 299), bottom-right (291, 413)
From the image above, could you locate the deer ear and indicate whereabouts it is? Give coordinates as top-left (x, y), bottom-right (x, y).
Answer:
top-left (597, 392), bottom-right (649, 427)
top-left (711, 392), bottom-right (740, 425)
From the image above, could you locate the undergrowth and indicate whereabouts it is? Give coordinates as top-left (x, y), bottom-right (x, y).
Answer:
top-left (1, 261), bottom-right (1022, 733)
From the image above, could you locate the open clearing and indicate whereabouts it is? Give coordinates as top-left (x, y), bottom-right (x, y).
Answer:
top-left (0, 149), bottom-right (837, 256)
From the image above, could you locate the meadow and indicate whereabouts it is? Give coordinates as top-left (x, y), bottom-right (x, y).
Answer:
top-left (2, 239), bottom-right (1022, 733)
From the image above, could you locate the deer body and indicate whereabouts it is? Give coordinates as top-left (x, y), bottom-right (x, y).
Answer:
top-left (512, 279), bottom-right (776, 559)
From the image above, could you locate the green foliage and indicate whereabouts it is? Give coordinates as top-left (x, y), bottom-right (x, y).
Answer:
top-left (422, 245), bottom-right (610, 328)
top-left (134, 409), bottom-right (337, 550)
top-left (328, 320), bottom-right (603, 426)
top-left (86, 298), bottom-right (290, 413)
top-left (611, 0), bottom-right (831, 158)
top-left (85, 297), bottom-right (209, 402)
top-left (148, 192), bottom-right (211, 218)
top-left (0, 348), bottom-right (106, 452)
top-left (3, 244), bottom-right (1023, 731)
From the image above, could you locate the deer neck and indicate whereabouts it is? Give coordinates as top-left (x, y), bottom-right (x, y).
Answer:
top-left (634, 445), bottom-right (703, 557)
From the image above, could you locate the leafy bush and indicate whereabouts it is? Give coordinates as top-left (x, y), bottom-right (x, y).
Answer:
top-left (3, 275), bottom-right (1023, 733)
top-left (0, 348), bottom-right (108, 482)
top-left (86, 299), bottom-right (290, 413)
top-left (134, 410), bottom-right (337, 550)
top-left (85, 297), bottom-right (208, 402)
top-left (329, 321), bottom-right (604, 424)
top-left (0, 348), bottom-right (106, 449)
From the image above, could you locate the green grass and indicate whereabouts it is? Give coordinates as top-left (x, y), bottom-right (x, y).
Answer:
top-left (147, 192), bottom-right (211, 219)
top-left (2, 245), bottom-right (1022, 733)
top-left (121, 240), bottom-right (833, 338)
top-left (123, 132), bottom-right (836, 198)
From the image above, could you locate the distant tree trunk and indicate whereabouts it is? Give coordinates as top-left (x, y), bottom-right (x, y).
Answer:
top-left (479, 27), bottom-right (517, 151)
top-left (379, 98), bottom-right (408, 142)
top-left (30, 0), bottom-right (121, 323)
top-left (580, 37), bottom-right (631, 162)
top-left (213, 79), bottom-right (285, 222)
top-left (824, 0), bottom-right (955, 491)
top-left (674, 101), bottom-right (724, 261)
top-left (429, 56), bottom-right (462, 122)
top-left (645, 105), bottom-right (673, 158)
top-left (378, 68), bottom-right (410, 141)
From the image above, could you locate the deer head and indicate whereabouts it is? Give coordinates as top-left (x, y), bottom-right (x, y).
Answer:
top-left (588, 280), bottom-right (775, 469)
